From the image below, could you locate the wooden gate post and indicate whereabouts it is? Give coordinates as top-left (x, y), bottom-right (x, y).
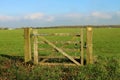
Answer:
top-left (24, 28), bottom-right (32, 62)
top-left (86, 27), bottom-right (93, 64)
top-left (80, 28), bottom-right (84, 65)
top-left (33, 29), bottom-right (38, 64)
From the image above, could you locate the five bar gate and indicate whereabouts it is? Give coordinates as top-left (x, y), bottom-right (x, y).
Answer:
top-left (24, 27), bottom-right (93, 66)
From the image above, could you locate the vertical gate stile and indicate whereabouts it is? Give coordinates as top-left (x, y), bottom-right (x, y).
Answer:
top-left (24, 27), bottom-right (93, 66)
top-left (86, 27), bottom-right (93, 64)
top-left (24, 28), bottom-right (32, 62)
top-left (33, 29), bottom-right (38, 64)
top-left (80, 28), bottom-right (84, 65)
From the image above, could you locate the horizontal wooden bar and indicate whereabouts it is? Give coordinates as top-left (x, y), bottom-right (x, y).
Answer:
top-left (39, 63), bottom-right (81, 66)
top-left (38, 56), bottom-right (80, 59)
top-left (39, 36), bottom-right (81, 66)
top-left (38, 48), bottom-right (79, 52)
top-left (38, 41), bottom-right (80, 45)
top-left (32, 33), bottom-right (80, 37)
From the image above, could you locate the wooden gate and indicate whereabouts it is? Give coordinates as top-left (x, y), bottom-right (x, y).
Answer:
top-left (24, 27), bottom-right (93, 66)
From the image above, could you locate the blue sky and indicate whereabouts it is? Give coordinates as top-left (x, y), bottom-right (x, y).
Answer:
top-left (0, 0), bottom-right (120, 27)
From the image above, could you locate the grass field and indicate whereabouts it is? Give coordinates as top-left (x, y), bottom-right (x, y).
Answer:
top-left (0, 27), bottom-right (120, 57)
top-left (0, 27), bottom-right (120, 80)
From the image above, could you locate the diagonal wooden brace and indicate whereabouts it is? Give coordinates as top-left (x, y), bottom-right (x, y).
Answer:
top-left (39, 36), bottom-right (81, 66)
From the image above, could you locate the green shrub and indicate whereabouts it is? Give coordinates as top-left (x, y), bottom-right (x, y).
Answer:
top-left (0, 56), bottom-right (120, 80)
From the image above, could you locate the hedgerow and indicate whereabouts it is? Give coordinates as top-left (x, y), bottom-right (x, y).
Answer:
top-left (0, 56), bottom-right (120, 80)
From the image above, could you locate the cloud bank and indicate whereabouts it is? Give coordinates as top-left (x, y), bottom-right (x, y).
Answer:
top-left (0, 11), bottom-right (120, 28)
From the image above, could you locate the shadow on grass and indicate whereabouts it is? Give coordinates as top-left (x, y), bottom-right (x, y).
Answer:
top-left (0, 54), bottom-right (24, 62)
top-left (0, 54), bottom-right (87, 65)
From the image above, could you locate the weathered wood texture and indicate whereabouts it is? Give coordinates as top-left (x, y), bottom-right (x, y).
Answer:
top-left (38, 41), bottom-right (79, 45)
top-left (38, 48), bottom-right (80, 52)
top-left (38, 56), bottom-right (79, 59)
top-left (39, 63), bottom-right (79, 66)
top-left (24, 28), bottom-right (32, 62)
top-left (39, 36), bottom-right (81, 66)
top-left (33, 29), bottom-right (38, 64)
top-left (86, 27), bottom-right (93, 64)
top-left (24, 27), bottom-right (93, 66)
top-left (34, 33), bottom-right (80, 36)
top-left (80, 28), bottom-right (84, 65)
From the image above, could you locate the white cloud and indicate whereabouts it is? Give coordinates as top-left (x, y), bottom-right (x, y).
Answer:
top-left (0, 11), bottom-right (120, 27)
top-left (91, 12), bottom-right (112, 19)
top-left (65, 13), bottom-right (82, 18)
top-left (0, 13), bottom-right (54, 22)
top-left (23, 13), bottom-right (54, 22)
top-left (45, 16), bottom-right (54, 22)
top-left (0, 15), bottom-right (19, 21)
top-left (116, 11), bottom-right (120, 16)
top-left (24, 13), bottom-right (44, 20)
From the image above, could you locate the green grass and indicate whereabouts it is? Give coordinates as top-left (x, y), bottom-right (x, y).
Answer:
top-left (0, 56), bottom-right (120, 80)
top-left (39, 28), bottom-right (120, 57)
top-left (0, 27), bottom-right (120, 80)
top-left (0, 28), bottom-right (120, 57)
top-left (93, 28), bottom-right (120, 56)
top-left (0, 29), bottom-right (24, 56)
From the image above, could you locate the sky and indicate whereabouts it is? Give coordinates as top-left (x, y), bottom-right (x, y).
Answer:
top-left (0, 0), bottom-right (120, 28)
